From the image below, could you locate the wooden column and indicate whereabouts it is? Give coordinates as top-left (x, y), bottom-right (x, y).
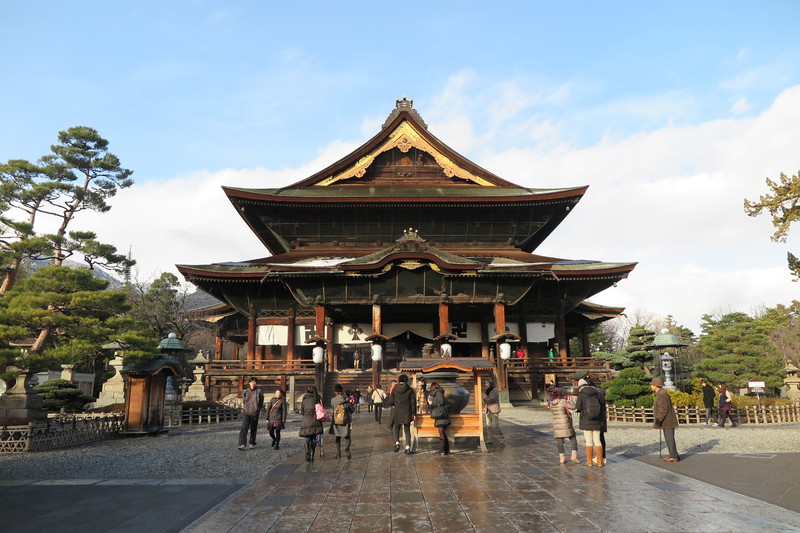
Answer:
top-left (247, 311), bottom-right (257, 369)
top-left (582, 327), bottom-right (591, 357)
top-left (438, 303), bottom-right (449, 337)
top-left (556, 314), bottom-right (568, 364)
top-left (372, 303), bottom-right (382, 387)
top-left (214, 336), bottom-right (223, 361)
top-left (494, 302), bottom-right (508, 392)
top-left (286, 308), bottom-right (296, 366)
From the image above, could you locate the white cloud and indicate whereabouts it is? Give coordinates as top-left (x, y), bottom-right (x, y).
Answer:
top-left (79, 85), bottom-right (800, 334)
top-left (731, 97), bottom-right (751, 113)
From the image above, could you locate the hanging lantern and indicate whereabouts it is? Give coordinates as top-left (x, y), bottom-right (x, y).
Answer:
top-left (440, 343), bottom-right (451, 358)
top-left (499, 342), bottom-right (512, 360)
top-left (371, 343), bottom-right (383, 361)
top-left (312, 346), bottom-right (325, 364)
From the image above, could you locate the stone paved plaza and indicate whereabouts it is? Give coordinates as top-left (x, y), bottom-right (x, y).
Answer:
top-left (2, 413), bottom-right (799, 532)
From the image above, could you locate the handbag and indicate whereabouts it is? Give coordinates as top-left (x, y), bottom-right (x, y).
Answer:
top-left (430, 404), bottom-right (448, 420)
top-left (315, 402), bottom-right (330, 422)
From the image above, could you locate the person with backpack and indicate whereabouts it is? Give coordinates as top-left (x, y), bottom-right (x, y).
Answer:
top-left (574, 378), bottom-right (603, 467)
top-left (330, 383), bottom-right (354, 459)
top-left (651, 377), bottom-right (680, 462)
top-left (389, 374), bottom-right (416, 453)
top-left (548, 387), bottom-right (580, 464)
top-left (299, 385), bottom-right (323, 462)
top-left (371, 384), bottom-right (387, 424)
top-left (428, 382), bottom-right (451, 455)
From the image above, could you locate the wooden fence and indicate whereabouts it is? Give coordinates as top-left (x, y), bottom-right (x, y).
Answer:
top-left (165, 405), bottom-right (241, 427)
top-left (0, 414), bottom-right (124, 453)
top-left (607, 403), bottom-right (800, 425)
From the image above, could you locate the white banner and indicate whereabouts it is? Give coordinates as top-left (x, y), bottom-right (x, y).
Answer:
top-left (526, 322), bottom-right (555, 343)
top-left (488, 323), bottom-right (520, 339)
top-left (257, 325), bottom-right (288, 346)
top-left (334, 323), bottom-right (374, 344)
top-left (449, 322), bottom-right (482, 343)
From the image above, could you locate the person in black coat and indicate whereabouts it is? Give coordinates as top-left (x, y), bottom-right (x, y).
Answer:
top-left (429, 382), bottom-right (451, 455)
top-left (265, 388), bottom-right (288, 450)
top-left (390, 374), bottom-right (416, 453)
top-left (701, 380), bottom-right (715, 425)
top-left (298, 385), bottom-right (323, 462)
top-left (574, 379), bottom-right (603, 467)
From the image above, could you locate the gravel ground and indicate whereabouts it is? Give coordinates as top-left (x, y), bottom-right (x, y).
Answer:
top-left (1, 407), bottom-right (797, 480)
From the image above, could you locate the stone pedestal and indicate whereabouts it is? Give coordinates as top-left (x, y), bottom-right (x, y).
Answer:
top-left (93, 356), bottom-right (126, 408)
top-left (0, 367), bottom-right (47, 420)
top-left (183, 367), bottom-right (209, 402)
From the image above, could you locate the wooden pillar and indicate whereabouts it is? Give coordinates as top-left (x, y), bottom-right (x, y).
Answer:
top-left (286, 308), bottom-right (296, 367)
top-left (582, 327), bottom-right (591, 357)
top-left (494, 302), bottom-right (508, 392)
top-left (247, 311), bottom-right (256, 369)
top-left (480, 315), bottom-right (490, 358)
top-left (438, 303), bottom-right (449, 337)
top-left (372, 303), bottom-right (382, 387)
top-left (214, 336), bottom-right (223, 361)
top-left (556, 314), bottom-right (568, 364)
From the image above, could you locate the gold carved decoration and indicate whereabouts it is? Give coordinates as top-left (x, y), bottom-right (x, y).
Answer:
top-left (316, 121), bottom-right (495, 187)
top-left (398, 260), bottom-right (425, 270)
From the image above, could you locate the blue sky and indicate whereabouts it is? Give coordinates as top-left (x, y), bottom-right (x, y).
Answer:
top-left (2, 1), bottom-right (800, 334)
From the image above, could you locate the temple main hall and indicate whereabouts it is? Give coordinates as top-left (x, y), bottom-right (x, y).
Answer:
top-left (178, 98), bottom-right (636, 403)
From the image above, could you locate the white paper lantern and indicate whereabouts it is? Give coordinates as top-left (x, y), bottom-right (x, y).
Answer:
top-left (312, 346), bottom-right (325, 364)
top-left (440, 343), bottom-right (451, 357)
top-left (499, 342), bottom-right (512, 360)
top-left (371, 344), bottom-right (383, 361)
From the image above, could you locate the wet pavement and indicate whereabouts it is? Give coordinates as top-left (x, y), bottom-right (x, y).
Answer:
top-left (3, 413), bottom-right (799, 532)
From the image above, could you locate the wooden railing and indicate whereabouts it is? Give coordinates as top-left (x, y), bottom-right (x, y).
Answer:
top-left (0, 414), bottom-right (124, 453)
top-left (165, 405), bottom-right (242, 427)
top-left (207, 358), bottom-right (317, 373)
top-left (504, 356), bottom-right (611, 372)
top-left (607, 403), bottom-right (800, 425)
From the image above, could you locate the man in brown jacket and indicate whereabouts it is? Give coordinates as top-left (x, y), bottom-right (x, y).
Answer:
top-left (651, 378), bottom-right (680, 462)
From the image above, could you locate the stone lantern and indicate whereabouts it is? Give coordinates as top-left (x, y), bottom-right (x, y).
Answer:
top-left (647, 329), bottom-right (688, 391)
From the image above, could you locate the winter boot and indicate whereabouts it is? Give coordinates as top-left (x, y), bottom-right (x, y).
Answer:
top-left (570, 451), bottom-right (580, 464)
top-left (594, 447), bottom-right (604, 467)
top-left (310, 442), bottom-right (317, 462)
top-left (304, 441), bottom-right (311, 462)
top-left (585, 446), bottom-right (594, 466)
top-left (336, 440), bottom-right (342, 459)
top-left (345, 437), bottom-right (351, 459)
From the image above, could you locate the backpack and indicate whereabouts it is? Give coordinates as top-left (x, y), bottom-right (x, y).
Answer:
top-left (333, 402), bottom-right (348, 425)
top-left (585, 394), bottom-right (602, 421)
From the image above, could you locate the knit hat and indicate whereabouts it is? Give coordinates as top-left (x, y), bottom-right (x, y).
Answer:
top-left (650, 378), bottom-right (663, 387)
top-left (577, 378), bottom-right (589, 387)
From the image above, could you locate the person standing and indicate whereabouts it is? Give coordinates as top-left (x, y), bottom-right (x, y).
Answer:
top-left (591, 377), bottom-right (608, 466)
top-left (428, 382), bottom-right (451, 455)
top-left (390, 374), bottom-right (416, 453)
top-left (299, 385), bottom-right (323, 462)
top-left (549, 387), bottom-right (580, 464)
top-left (651, 378), bottom-right (680, 462)
top-left (238, 377), bottom-right (264, 451)
top-left (416, 377), bottom-right (429, 415)
top-left (330, 384), bottom-right (354, 459)
top-left (265, 388), bottom-right (287, 450)
top-left (372, 384), bottom-right (387, 424)
top-left (574, 378), bottom-right (603, 466)
top-left (717, 383), bottom-right (737, 428)
top-left (701, 380), bottom-right (716, 425)
top-left (366, 385), bottom-right (374, 413)
top-left (483, 380), bottom-right (503, 445)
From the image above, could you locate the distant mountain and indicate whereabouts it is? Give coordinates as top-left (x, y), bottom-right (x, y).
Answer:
top-left (26, 259), bottom-right (125, 289)
top-left (185, 290), bottom-right (223, 310)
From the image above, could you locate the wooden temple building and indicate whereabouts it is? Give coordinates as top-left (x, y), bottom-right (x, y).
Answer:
top-left (178, 98), bottom-right (636, 405)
